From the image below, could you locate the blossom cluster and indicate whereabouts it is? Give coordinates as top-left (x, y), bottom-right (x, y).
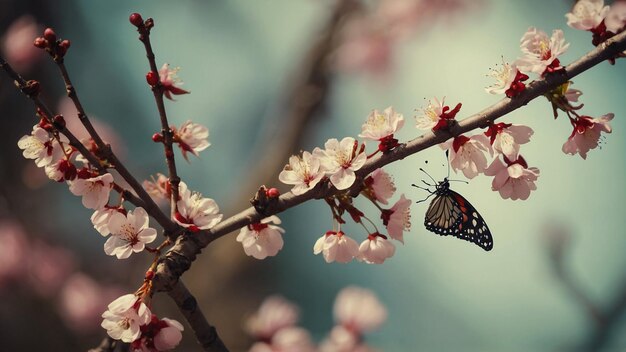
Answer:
top-left (101, 293), bottom-right (184, 351)
top-left (246, 286), bottom-right (387, 352)
top-left (276, 107), bottom-right (410, 265)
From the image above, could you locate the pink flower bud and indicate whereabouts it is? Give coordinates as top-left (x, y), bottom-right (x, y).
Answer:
top-left (146, 71), bottom-right (158, 86)
top-left (151, 133), bottom-right (163, 143)
top-left (33, 37), bottom-right (46, 48)
top-left (43, 28), bottom-right (56, 43)
top-left (129, 13), bottom-right (144, 27)
top-left (266, 187), bottom-right (280, 198)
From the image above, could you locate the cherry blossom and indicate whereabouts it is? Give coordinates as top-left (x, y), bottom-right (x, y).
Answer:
top-left (414, 97), bottom-right (462, 131)
top-left (380, 194), bottom-right (411, 243)
top-left (103, 207), bottom-right (157, 259)
top-left (517, 28), bottom-right (569, 75)
top-left (313, 137), bottom-right (367, 190)
top-left (562, 113), bottom-right (613, 159)
top-left (319, 325), bottom-right (376, 352)
top-left (131, 316), bottom-right (184, 351)
top-left (358, 233), bottom-right (396, 264)
top-left (278, 151), bottom-right (325, 195)
top-left (17, 125), bottom-right (66, 167)
top-left (249, 327), bottom-right (315, 352)
top-left (143, 173), bottom-right (170, 201)
top-left (334, 286), bottom-right (387, 334)
top-left (174, 182), bottom-right (223, 232)
top-left (334, 17), bottom-right (394, 75)
top-left (172, 120), bottom-right (210, 161)
top-left (362, 168), bottom-right (396, 205)
top-left (484, 122), bottom-right (533, 160)
top-left (0, 221), bottom-right (27, 286)
top-left (246, 296), bottom-right (300, 340)
top-left (313, 231), bottom-right (360, 264)
top-left (565, 0), bottom-right (609, 31)
top-left (27, 241), bottom-right (76, 297)
top-left (440, 134), bottom-right (492, 179)
top-left (358, 106), bottom-right (404, 152)
top-left (236, 215), bottom-right (285, 260)
top-left (485, 155), bottom-right (540, 200)
top-left (158, 63), bottom-right (190, 100)
top-left (606, 1), bottom-right (626, 33)
top-left (1, 15), bottom-right (42, 72)
top-left (68, 173), bottom-right (114, 209)
top-left (91, 206), bottom-right (125, 237)
top-left (485, 60), bottom-right (529, 97)
top-left (44, 159), bottom-right (77, 182)
top-left (101, 294), bottom-right (152, 343)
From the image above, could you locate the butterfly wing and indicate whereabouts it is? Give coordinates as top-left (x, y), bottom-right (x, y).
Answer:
top-left (424, 190), bottom-right (493, 251)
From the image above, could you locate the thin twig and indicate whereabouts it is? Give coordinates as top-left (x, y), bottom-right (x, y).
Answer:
top-left (135, 20), bottom-right (181, 214)
top-left (53, 57), bottom-right (177, 233)
top-left (168, 280), bottom-right (229, 352)
top-left (151, 29), bottom-right (626, 292)
top-left (0, 58), bottom-right (174, 233)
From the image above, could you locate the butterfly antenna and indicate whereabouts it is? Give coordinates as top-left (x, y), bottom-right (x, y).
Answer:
top-left (419, 168), bottom-right (437, 185)
top-left (446, 150), bottom-right (451, 179)
top-left (411, 183), bottom-right (431, 192)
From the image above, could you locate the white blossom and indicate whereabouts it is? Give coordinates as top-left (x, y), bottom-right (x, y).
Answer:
top-left (236, 215), bottom-right (285, 260)
top-left (313, 137), bottom-right (367, 190)
top-left (69, 173), bottom-right (114, 209)
top-left (104, 207), bottom-right (157, 259)
top-left (278, 151), bottom-right (325, 195)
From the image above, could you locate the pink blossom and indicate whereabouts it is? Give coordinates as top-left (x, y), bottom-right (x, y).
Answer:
top-left (91, 206), bottom-right (125, 236)
top-left (249, 327), bottom-right (315, 352)
top-left (363, 168), bottom-right (396, 205)
top-left (485, 60), bottom-right (529, 97)
top-left (517, 28), bottom-right (569, 75)
top-left (174, 182), bottom-right (223, 232)
top-left (415, 97), bottom-right (462, 131)
top-left (236, 215), bottom-right (285, 259)
top-left (1, 15), bottom-right (42, 72)
top-left (0, 221), bottom-right (28, 285)
top-left (44, 158), bottom-right (77, 182)
top-left (101, 294), bottom-right (152, 343)
top-left (334, 286), bottom-right (387, 334)
top-left (313, 231), bottom-right (360, 264)
top-left (69, 173), bottom-right (114, 209)
top-left (605, 1), bottom-right (626, 33)
top-left (313, 138), bottom-right (367, 190)
top-left (358, 233), bottom-right (396, 264)
top-left (484, 122), bottom-right (533, 160)
top-left (246, 296), bottom-right (299, 340)
top-left (278, 151), bottom-right (325, 195)
top-left (334, 18), bottom-right (394, 75)
top-left (566, 0), bottom-right (610, 31)
top-left (173, 120), bottom-right (210, 161)
top-left (380, 194), bottom-right (411, 243)
top-left (562, 114), bottom-right (613, 159)
top-left (440, 134), bottom-right (492, 179)
top-left (17, 125), bottom-right (67, 167)
top-left (319, 325), bottom-right (376, 352)
top-left (484, 156), bottom-right (540, 201)
top-left (143, 173), bottom-right (170, 201)
top-left (104, 207), bottom-right (157, 259)
top-left (159, 63), bottom-right (190, 100)
top-left (358, 106), bottom-right (404, 152)
top-left (131, 316), bottom-right (184, 351)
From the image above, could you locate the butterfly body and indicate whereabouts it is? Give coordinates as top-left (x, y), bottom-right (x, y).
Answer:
top-left (423, 178), bottom-right (493, 251)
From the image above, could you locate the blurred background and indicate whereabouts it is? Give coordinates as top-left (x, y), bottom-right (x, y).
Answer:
top-left (1, 0), bottom-right (625, 351)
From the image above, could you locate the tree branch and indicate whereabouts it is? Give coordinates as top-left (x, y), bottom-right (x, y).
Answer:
top-left (168, 280), bottom-right (229, 352)
top-left (152, 30), bottom-right (626, 292)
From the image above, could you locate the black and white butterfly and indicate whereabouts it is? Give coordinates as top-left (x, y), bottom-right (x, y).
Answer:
top-left (412, 164), bottom-right (493, 251)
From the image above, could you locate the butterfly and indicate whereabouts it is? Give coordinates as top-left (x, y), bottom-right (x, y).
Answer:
top-left (413, 169), bottom-right (493, 251)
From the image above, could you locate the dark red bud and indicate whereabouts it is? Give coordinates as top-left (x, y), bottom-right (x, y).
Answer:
top-left (266, 188), bottom-right (280, 198)
top-left (43, 28), bottom-right (57, 43)
top-left (38, 117), bottom-right (53, 131)
top-left (146, 71), bottom-right (158, 86)
top-left (59, 39), bottom-right (71, 50)
top-left (145, 270), bottom-right (155, 280)
top-left (23, 80), bottom-right (41, 96)
top-left (53, 115), bottom-right (66, 128)
top-left (33, 37), bottom-right (47, 48)
top-left (129, 13), bottom-right (144, 27)
top-left (152, 133), bottom-right (163, 143)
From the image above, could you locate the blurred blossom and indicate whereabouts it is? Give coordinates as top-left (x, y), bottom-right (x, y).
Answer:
top-left (58, 272), bottom-right (124, 333)
top-left (246, 295), bottom-right (300, 339)
top-left (27, 241), bottom-right (76, 297)
top-left (0, 220), bottom-right (28, 286)
top-left (319, 325), bottom-right (377, 352)
top-left (1, 15), bottom-right (43, 72)
top-left (249, 327), bottom-right (315, 352)
top-left (335, 18), bottom-right (394, 75)
top-left (334, 286), bottom-right (387, 334)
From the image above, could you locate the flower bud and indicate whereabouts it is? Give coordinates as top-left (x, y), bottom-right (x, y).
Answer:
top-left (129, 13), bottom-right (144, 27)
top-left (43, 28), bottom-right (57, 43)
top-left (59, 39), bottom-right (71, 50)
top-left (53, 115), bottom-right (66, 128)
top-left (152, 133), bottom-right (163, 143)
top-left (146, 71), bottom-right (158, 86)
top-left (22, 80), bottom-right (40, 96)
top-left (33, 37), bottom-right (47, 48)
top-left (145, 270), bottom-right (155, 280)
top-left (266, 187), bottom-right (280, 198)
